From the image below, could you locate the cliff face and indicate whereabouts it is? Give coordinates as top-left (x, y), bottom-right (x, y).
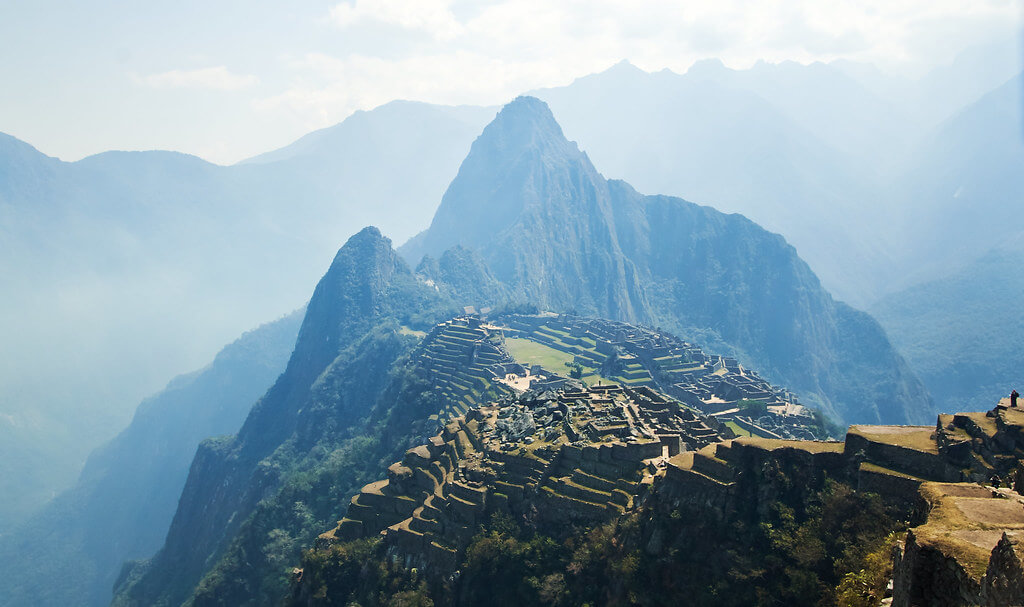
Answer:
top-left (891, 493), bottom-right (1024, 607)
top-left (404, 96), bottom-right (647, 321)
top-left (402, 96), bottom-right (931, 426)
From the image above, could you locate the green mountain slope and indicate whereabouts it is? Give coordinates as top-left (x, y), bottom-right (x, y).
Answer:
top-left (111, 96), bottom-right (933, 607)
top-left (111, 227), bottom-right (454, 607)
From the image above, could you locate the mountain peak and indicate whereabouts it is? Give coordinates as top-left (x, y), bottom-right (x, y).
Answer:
top-left (685, 57), bottom-right (729, 78)
top-left (327, 225), bottom-right (401, 268)
top-left (399, 96), bottom-right (595, 265)
top-left (605, 59), bottom-right (646, 75)
top-left (345, 224), bottom-right (387, 247)
top-left (476, 96), bottom-right (571, 155)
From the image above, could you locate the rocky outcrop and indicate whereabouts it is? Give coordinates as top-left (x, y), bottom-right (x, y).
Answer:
top-left (661, 438), bottom-right (846, 521)
top-left (892, 483), bottom-right (1024, 607)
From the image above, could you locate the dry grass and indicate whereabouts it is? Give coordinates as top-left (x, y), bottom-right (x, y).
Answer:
top-left (913, 482), bottom-right (1024, 579)
top-left (736, 437), bottom-right (844, 454)
top-left (848, 425), bottom-right (938, 453)
top-left (859, 462), bottom-right (922, 480)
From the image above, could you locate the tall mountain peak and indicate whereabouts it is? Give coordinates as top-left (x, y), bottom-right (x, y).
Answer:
top-left (329, 225), bottom-right (391, 264)
top-left (401, 96), bottom-right (641, 320)
top-left (300, 226), bottom-right (408, 357)
top-left (401, 96), bottom-right (600, 266)
top-left (471, 95), bottom-right (580, 161)
top-left (249, 225), bottom-right (423, 447)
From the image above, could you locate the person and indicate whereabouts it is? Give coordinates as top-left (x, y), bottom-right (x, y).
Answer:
top-left (1012, 389), bottom-right (1019, 407)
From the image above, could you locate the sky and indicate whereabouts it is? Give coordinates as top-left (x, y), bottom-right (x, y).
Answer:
top-left (1, 0), bottom-right (1020, 165)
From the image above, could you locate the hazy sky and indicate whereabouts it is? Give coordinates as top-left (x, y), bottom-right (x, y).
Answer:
top-left (1, 0), bottom-right (1020, 164)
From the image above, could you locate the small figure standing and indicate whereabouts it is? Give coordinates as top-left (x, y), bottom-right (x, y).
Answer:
top-left (1012, 389), bottom-right (1019, 407)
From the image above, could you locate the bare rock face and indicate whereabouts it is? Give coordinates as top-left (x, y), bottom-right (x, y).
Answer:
top-left (891, 478), bottom-right (1024, 607)
top-left (496, 408), bottom-right (536, 442)
top-left (891, 530), bottom-right (982, 607)
top-left (893, 530), bottom-right (1024, 607)
top-left (981, 533), bottom-right (1024, 606)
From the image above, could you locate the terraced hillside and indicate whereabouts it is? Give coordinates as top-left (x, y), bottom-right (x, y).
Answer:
top-left (411, 316), bottom-right (515, 420)
top-left (320, 383), bottom-right (726, 568)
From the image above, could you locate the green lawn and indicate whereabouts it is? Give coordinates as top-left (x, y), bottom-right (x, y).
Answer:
top-left (398, 326), bottom-right (427, 338)
top-left (725, 421), bottom-right (753, 437)
top-left (505, 337), bottom-right (616, 387)
top-left (505, 337), bottom-right (578, 371)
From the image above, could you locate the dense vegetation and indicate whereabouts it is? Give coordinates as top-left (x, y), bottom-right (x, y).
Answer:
top-left (292, 481), bottom-right (903, 606)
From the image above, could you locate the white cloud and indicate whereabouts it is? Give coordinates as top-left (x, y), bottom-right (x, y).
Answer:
top-left (139, 66), bottom-right (259, 91)
top-left (304, 0), bottom-right (1021, 110)
top-left (252, 50), bottom-right (561, 130)
top-left (329, 0), bottom-right (463, 41)
top-left (246, 0), bottom-right (1021, 143)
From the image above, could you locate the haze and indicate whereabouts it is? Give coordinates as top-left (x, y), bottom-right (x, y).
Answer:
top-left (0, 0), bottom-right (1018, 164)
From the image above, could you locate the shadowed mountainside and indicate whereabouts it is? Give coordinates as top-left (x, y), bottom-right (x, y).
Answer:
top-left (872, 244), bottom-right (1024, 415)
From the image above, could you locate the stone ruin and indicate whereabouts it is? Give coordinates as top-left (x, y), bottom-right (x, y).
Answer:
top-left (318, 314), bottom-right (1024, 604)
top-left (662, 399), bottom-right (1024, 606)
top-left (319, 382), bottom-right (727, 570)
top-left (496, 313), bottom-right (823, 439)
